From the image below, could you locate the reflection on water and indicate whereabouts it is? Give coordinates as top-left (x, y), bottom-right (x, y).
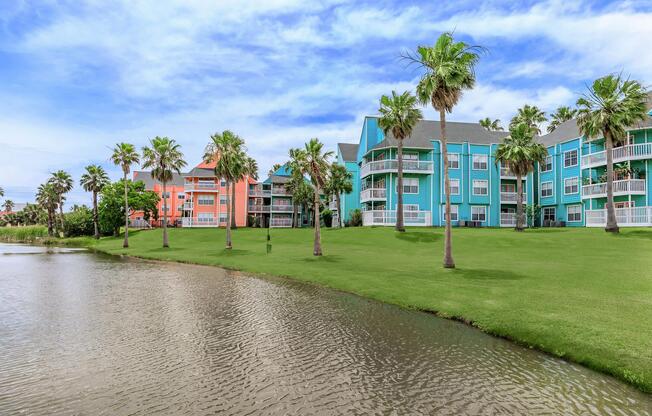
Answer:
top-left (0, 243), bottom-right (650, 415)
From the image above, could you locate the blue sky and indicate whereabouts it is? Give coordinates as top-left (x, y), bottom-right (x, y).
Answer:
top-left (1, 0), bottom-right (651, 206)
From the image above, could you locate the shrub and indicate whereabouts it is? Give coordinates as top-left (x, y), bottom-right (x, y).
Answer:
top-left (349, 209), bottom-right (363, 226)
top-left (321, 208), bottom-right (332, 227)
top-left (64, 206), bottom-right (95, 237)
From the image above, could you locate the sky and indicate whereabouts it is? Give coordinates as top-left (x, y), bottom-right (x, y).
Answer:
top-left (1, 0), bottom-right (651, 206)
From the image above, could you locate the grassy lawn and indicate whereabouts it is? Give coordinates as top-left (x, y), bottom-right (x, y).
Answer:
top-left (14, 225), bottom-right (652, 392)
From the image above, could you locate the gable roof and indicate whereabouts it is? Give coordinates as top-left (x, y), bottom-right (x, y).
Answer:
top-left (133, 171), bottom-right (185, 188)
top-left (538, 119), bottom-right (582, 147)
top-left (337, 143), bottom-right (359, 162)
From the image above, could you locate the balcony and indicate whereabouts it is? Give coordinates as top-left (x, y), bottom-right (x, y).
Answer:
top-left (581, 143), bottom-right (652, 168)
top-left (581, 179), bottom-right (646, 199)
top-left (271, 204), bottom-right (293, 212)
top-left (361, 210), bottom-right (431, 226)
top-left (183, 202), bottom-right (194, 210)
top-left (181, 217), bottom-right (223, 227)
top-left (270, 217), bottom-right (293, 227)
top-left (586, 206), bottom-right (652, 227)
top-left (360, 159), bottom-right (433, 178)
top-left (185, 183), bottom-right (219, 191)
top-left (248, 204), bottom-right (270, 213)
top-left (249, 188), bottom-right (271, 197)
top-left (360, 188), bottom-right (387, 203)
top-left (500, 192), bottom-right (527, 204)
top-left (500, 166), bottom-right (516, 178)
top-left (500, 213), bottom-right (517, 227)
top-left (271, 187), bottom-right (290, 196)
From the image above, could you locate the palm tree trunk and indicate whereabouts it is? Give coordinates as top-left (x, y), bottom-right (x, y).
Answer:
top-left (47, 208), bottom-right (54, 237)
top-left (225, 181), bottom-right (232, 249)
top-left (123, 173), bottom-right (129, 248)
top-left (93, 190), bottom-right (99, 239)
top-left (440, 109), bottom-right (455, 269)
top-left (515, 174), bottom-right (524, 231)
top-left (604, 131), bottom-right (619, 233)
top-left (396, 139), bottom-right (405, 232)
top-left (58, 195), bottom-right (64, 236)
top-left (336, 193), bottom-right (342, 228)
top-left (231, 184), bottom-right (237, 229)
top-left (162, 181), bottom-right (169, 248)
top-left (293, 202), bottom-right (299, 228)
top-left (313, 187), bottom-right (322, 256)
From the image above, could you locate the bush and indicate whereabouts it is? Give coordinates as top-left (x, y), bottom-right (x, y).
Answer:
top-left (64, 206), bottom-right (95, 237)
top-left (348, 209), bottom-right (363, 227)
top-left (321, 208), bottom-right (332, 227)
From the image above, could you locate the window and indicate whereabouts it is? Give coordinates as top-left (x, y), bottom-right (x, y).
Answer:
top-left (471, 206), bottom-right (486, 222)
top-left (449, 179), bottom-right (460, 195)
top-left (161, 206), bottom-right (169, 212)
top-left (542, 207), bottom-right (556, 222)
top-left (448, 153), bottom-right (460, 169)
top-left (564, 150), bottom-right (578, 167)
top-left (161, 192), bottom-right (170, 198)
top-left (567, 205), bottom-right (582, 222)
top-left (401, 152), bottom-right (418, 161)
top-left (615, 201), bottom-right (635, 208)
top-left (501, 183), bottom-right (515, 193)
top-left (198, 195), bottom-right (215, 205)
top-left (402, 204), bottom-right (419, 219)
top-left (541, 156), bottom-right (553, 172)
top-left (397, 178), bottom-right (419, 194)
top-left (220, 195), bottom-right (228, 204)
top-left (564, 177), bottom-right (579, 194)
top-left (219, 213), bottom-right (228, 223)
top-left (220, 180), bottom-right (226, 186)
top-left (443, 205), bottom-right (459, 221)
top-left (197, 213), bottom-right (214, 223)
top-left (198, 179), bottom-right (215, 189)
top-left (177, 194), bottom-right (185, 199)
top-left (472, 179), bottom-right (488, 195)
top-left (541, 181), bottom-right (553, 197)
top-left (472, 154), bottom-right (488, 170)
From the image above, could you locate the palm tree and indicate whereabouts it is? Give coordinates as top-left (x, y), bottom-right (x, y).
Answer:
top-left (495, 123), bottom-right (548, 231)
top-left (509, 104), bottom-right (547, 135)
top-left (111, 143), bottom-right (140, 248)
top-left (0, 187), bottom-right (4, 198)
top-left (36, 182), bottom-right (58, 236)
top-left (204, 130), bottom-right (244, 249)
top-left (142, 137), bottom-right (186, 248)
top-left (324, 163), bottom-right (353, 228)
top-left (80, 164), bottom-right (110, 239)
top-left (479, 117), bottom-right (503, 131)
top-left (378, 90), bottom-right (423, 232)
top-left (286, 148), bottom-right (306, 228)
top-left (576, 74), bottom-right (648, 233)
top-left (2, 199), bottom-right (14, 213)
top-left (48, 170), bottom-right (73, 233)
top-left (547, 106), bottom-right (577, 133)
top-left (268, 163), bottom-right (282, 177)
top-left (409, 32), bottom-right (482, 269)
top-left (230, 156), bottom-right (258, 229)
top-left (296, 138), bottom-right (333, 256)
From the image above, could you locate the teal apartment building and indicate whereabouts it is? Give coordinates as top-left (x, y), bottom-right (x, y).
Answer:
top-left (335, 107), bottom-right (652, 228)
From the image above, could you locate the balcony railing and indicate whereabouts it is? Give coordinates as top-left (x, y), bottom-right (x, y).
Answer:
top-left (185, 183), bottom-right (219, 191)
top-left (581, 179), bottom-right (646, 199)
top-left (500, 213), bottom-right (517, 227)
top-left (248, 205), bottom-right (270, 213)
top-left (581, 143), bottom-right (652, 168)
top-left (129, 219), bottom-right (152, 228)
top-left (271, 187), bottom-right (290, 196)
top-left (270, 217), bottom-right (293, 227)
top-left (586, 206), bottom-right (652, 227)
top-left (361, 210), bottom-right (431, 226)
top-left (249, 188), bottom-right (271, 197)
top-left (500, 192), bottom-right (527, 204)
top-left (360, 159), bottom-right (433, 178)
top-left (181, 217), bottom-right (224, 227)
top-left (360, 188), bottom-right (387, 202)
top-left (271, 204), bottom-right (294, 212)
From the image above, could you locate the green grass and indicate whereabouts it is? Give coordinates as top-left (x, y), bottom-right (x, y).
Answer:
top-left (13, 225), bottom-right (652, 392)
top-left (0, 225), bottom-right (49, 242)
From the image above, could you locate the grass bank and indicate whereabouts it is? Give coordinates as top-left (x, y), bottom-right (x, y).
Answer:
top-left (7, 226), bottom-right (652, 392)
top-left (0, 226), bottom-right (94, 246)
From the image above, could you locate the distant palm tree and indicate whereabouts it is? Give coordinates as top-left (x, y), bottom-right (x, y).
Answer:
top-left (509, 104), bottom-right (547, 135)
top-left (495, 123), bottom-right (548, 231)
top-left (111, 143), bottom-right (140, 248)
top-left (296, 138), bottom-right (333, 256)
top-left (80, 164), bottom-right (110, 239)
top-left (48, 170), bottom-right (73, 233)
top-left (287, 148), bottom-right (306, 228)
top-left (0, 187), bottom-right (4, 198)
top-left (378, 90), bottom-right (423, 232)
top-left (36, 182), bottom-right (58, 236)
top-left (204, 130), bottom-right (244, 249)
top-left (479, 117), bottom-right (503, 131)
top-left (3, 199), bottom-right (14, 213)
top-left (408, 32), bottom-right (482, 269)
top-left (268, 163), bottom-right (282, 177)
top-left (576, 74), bottom-right (648, 233)
top-left (547, 106), bottom-right (577, 133)
top-left (142, 137), bottom-right (186, 248)
top-left (324, 163), bottom-right (353, 228)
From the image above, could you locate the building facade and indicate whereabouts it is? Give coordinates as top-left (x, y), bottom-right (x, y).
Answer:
top-left (336, 108), bottom-right (652, 228)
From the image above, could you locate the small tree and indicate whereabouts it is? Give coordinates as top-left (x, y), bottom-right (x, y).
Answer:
top-left (48, 170), bottom-right (73, 234)
top-left (111, 143), bottom-right (140, 247)
top-left (324, 163), bottom-right (353, 228)
top-left (80, 164), bottom-right (110, 239)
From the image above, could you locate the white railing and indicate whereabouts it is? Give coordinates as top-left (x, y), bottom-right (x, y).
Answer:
top-left (185, 183), bottom-right (219, 191)
top-left (581, 143), bottom-right (652, 168)
top-left (360, 188), bottom-right (386, 202)
top-left (271, 204), bottom-right (293, 212)
top-left (129, 219), bottom-right (152, 228)
top-left (500, 213), bottom-right (517, 227)
top-left (360, 159), bottom-right (433, 178)
top-left (249, 188), bottom-right (271, 197)
top-left (586, 206), bottom-right (652, 227)
top-left (182, 217), bottom-right (223, 227)
top-left (362, 210), bottom-right (431, 226)
top-left (581, 179), bottom-right (646, 198)
top-left (183, 202), bottom-right (193, 210)
top-left (248, 205), bottom-right (270, 213)
top-left (270, 217), bottom-right (293, 227)
top-left (500, 192), bottom-right (527, 203)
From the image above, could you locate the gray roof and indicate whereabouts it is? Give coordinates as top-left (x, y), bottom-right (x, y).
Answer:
top-left (182, 167), bottom-right (215, 178)
top-left (368, 117), bottom-right (509, 152)
top-left (269, 174), bottom-right (292, 184)
top-left (132, 171), bottom-right (185, 188)
top-left (337, 143), bottom-right (359, 162)
top-left (538, 119), bottom-right (581, 146)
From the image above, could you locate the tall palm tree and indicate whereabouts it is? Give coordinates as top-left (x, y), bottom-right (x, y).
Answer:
top-left (324, 163), bottom-right (353, 228)
top-left (80, 164), bottom-right (110, 239)
top-left (2, 199), bottom-right (14, 213)
top-left (509, 104), bottom-right (547, 135)
top-left (111, 143), bottom-right (140, 248)
top-left (495, 123), bottom-right (548, 231)
top-left (479, 117), bottom-right (503, 131)
top-left (547, 106), bottom-right (577, 133)
top-left (409, 31), bottom-right (482, 269)
top-left (296, 138), bottom-right (333, 256)
top-left (142, 137), bottom-right (186, 248)
top-left (378, 90), bottom-right (423, 232)
top-left (204, 130), bottom-right (244, 249)
top-left (576, 74), bottom-right (648, 233)
top-left (36, 182), bottom-right (58, 236)
top-left (48, 170), bottom-right (73, 233)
